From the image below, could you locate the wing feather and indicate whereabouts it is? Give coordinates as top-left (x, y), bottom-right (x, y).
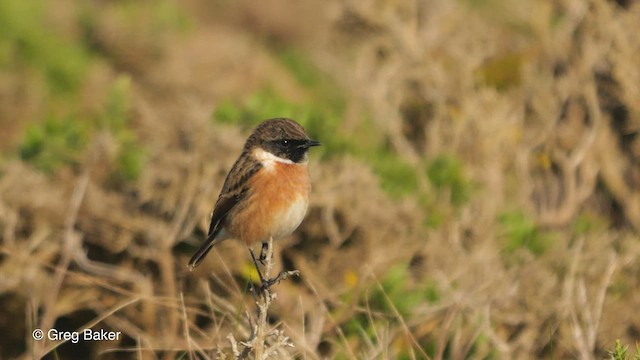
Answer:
top-left (187, 154), bottom-right (262, 270)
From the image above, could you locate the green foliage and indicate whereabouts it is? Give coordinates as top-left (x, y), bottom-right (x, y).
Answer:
top-left (342, 264), bottom-right (439, 356)
top-left (370, 152), bottom-right (418, 196)
top-left (608, 340), bottom-right (640, 360)
top-left (416, 154), bottom-right (474, 229)
top-left (18, 75), bottom-right (145, 182)
top-left (610, 340), bottom-right (629, 360)
top-left (0, 0), bottom-right (89, 93)
top-left (274, 47), bottom-right (344, 110)
top-left (427, 154), bottom-right (472, 206)
top-left (1, 0), bottom-right (164, 182)
top-left (498, 211), bottom-right (550, 256)
top-left (19, 117), bottom-right (89, 173)
top-left (0, 0), bottom-right (188, 96)
top-left (99, 75), bottom-right (145, 183)
top-left (214, 99), bottom-right (245, 125)
top-left (114, 133), bottom-right (145, 183)
top-left (373, 264), bottom-right (439, 317)
top-left (100, 75), bottom-right (131, 130)
top-left (423, 207), bottom-right (445, 228)
top-left (276, 47), bottom-right (323, 89)
top-left (214, 88), bottom-right (297, 127)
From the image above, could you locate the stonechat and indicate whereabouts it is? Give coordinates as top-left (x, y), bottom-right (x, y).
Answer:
top-left (188, 118), bottom-right (320, 271)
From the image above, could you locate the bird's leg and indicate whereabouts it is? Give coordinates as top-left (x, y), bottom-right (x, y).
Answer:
top-left (250, 247), bottom-right (277, 290)
top-left (249, 247), bottom-right (267, 285)
top-left (250, 239), bottom-right (300, 291)
top-left (258, 241), bottom-right (269, 266)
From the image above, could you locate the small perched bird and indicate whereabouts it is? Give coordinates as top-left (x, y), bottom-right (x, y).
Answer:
top-left (188, 118), bottom-right (320, 271)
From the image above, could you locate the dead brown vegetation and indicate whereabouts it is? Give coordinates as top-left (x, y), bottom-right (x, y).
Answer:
top-left (1, 0), bottom-right (639, 359)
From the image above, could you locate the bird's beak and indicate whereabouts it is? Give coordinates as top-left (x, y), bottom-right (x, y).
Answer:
top-left (300, 140), bottom-right (321, 148)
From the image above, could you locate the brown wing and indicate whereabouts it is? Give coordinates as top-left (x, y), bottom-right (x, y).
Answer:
top-left (187, 153), bottom-right (262, 270)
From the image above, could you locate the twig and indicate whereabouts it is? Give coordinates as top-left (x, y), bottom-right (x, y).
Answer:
top-left (35, 170), bottom-right (90, 358)
top-left (228, 237), bottom-right (299, 359)
top-left (252, 238), bottom-right (276, 360)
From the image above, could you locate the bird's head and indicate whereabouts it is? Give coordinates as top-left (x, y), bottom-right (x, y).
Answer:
top-left (246, 118), bottom-right (320, 164)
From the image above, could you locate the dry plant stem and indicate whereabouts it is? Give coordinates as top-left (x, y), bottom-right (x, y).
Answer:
top-left (234, 237), bottom-right (299, 359)
top-left (160, 167), bottom-right (201, 345)
top-left (44, 297), bottom-right (141, 356)
top-left (252, 238), bottom-right (274, 360)
top-left (180, 292), bottom-right (195, 360)
top-left (371, 270), bottom-right (430, 360)
top-left (569, 249), bottom-right (618, 360)
top-left (35, 170), bottom-right (89, 358)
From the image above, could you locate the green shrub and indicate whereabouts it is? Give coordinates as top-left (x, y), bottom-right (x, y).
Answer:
top-left (99, 75), bottom-right (145, 183)
top-left (19, 116), bottom-right (89, 172)
top-left (114, 133), bottom-right (145, 183)
top-left (18, 75), bottom-right (145, 182)
top-left (427, 154), bottom-right (472, 206)
top-left (342, 264), bottom-right (440, 356)
top-left (0, 0), bottom-right (89, 93)
top-left (608, 340), bottom-right (640, 360)
top-left (369, 152), bottom-right (418, 197)
top-left (498, 211), bottom-right (551, 256)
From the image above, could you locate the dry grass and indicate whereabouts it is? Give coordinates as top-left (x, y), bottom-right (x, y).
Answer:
top-left (1, 0), bottom-right (640, 359)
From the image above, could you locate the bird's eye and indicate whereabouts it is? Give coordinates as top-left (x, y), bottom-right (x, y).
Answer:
top-left (280, 139), bottom-right (288, 146)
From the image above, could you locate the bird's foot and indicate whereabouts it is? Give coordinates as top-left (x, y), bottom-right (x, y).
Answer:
top-left (259, 270), bottom-right (300, 291)
top-left (249, 241), bottom-right (298, 292)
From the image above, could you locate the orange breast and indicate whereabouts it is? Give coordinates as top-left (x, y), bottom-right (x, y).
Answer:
top-left (226, 162), bottom-right (311, 244)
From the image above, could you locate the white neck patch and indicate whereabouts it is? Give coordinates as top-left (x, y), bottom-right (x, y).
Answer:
top-left (253, 148), bottom-right (295, 170)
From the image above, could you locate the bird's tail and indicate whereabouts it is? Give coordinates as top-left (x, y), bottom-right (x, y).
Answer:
top-left (187, 232), bottom-right (220, 271)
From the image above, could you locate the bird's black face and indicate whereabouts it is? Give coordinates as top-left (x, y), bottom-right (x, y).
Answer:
top-left (264, 138), bottom-right (321, 163)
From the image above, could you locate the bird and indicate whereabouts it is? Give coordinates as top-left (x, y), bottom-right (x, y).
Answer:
top-left (188, 118), bottom-right (320, 272)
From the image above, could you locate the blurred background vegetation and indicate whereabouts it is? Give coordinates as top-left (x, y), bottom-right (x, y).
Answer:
top-left (1, 0), bottom-right (639, 359)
